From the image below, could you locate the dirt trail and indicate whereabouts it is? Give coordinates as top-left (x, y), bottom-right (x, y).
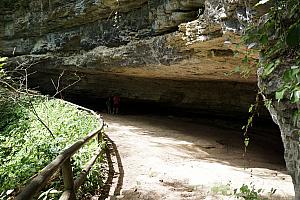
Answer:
top-left (103, 114), bottom-right (294, 200)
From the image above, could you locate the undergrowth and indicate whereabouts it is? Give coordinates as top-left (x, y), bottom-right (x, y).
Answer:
top-left (0, 91), bottom-right (105, 199)
top-left (211, 182), bottom-right (277, 200)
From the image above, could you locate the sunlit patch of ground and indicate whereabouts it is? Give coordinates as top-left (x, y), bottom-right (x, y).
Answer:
top-left (103, 114), bottom-right (294, 200)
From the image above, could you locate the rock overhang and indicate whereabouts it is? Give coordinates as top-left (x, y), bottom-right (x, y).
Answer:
top-left (1, 0), bottom-right (260, 118)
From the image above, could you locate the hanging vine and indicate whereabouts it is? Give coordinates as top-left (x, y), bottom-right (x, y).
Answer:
top-left (245, 0), bottom-right (300, 121)
top-left (240, 0), bottom-right (300, 151)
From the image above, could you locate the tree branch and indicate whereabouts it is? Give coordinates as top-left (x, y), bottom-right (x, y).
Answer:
top-left (28, 98), bottom-right (55, 139)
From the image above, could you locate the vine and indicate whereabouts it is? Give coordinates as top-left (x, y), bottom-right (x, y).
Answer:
top-left (245, 0), bottom-right (300, 87)
top-left (242, 92), bottom-right (260, 153)
top-left (240, 0), bottom-right (300, 151)
top-left (244, 0), bottom-right (300, 60)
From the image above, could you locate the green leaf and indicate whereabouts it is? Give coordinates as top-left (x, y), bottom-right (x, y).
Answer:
top-left (258, 188), bottom-right (262, 193)
top-left (264, 99), bottom-right (272, 109)
top-left (259, 35), bottom-right (268, 45)
top-left (291, 65), bottom-right (299, 69)
top-left (248, 104), bottom-right (254, 112)
top-left (274, 59), bottom-right (281, 66)
top-left (283, 70), bottom-right (294, 82)
top-left (291, 69), bottom-right (300, 79)
top-left (291, 90), bottom-right (300, 103)
top-left (0, 57), bottom-right (7, 62)
top-left (247, 116), bottom-right (253, 126)
top-left (275, 88), bottom-right (287, 101)
top-left (242, 56), bottom-right (249, 64)
top-left (244, 138), bottom-right (249, 147)
top-left (255, 0), bottom-right (270, 6)
top-left (262, 62), bottom-right (275, 77)
top-left (289, 4), bottom-right (299, 18)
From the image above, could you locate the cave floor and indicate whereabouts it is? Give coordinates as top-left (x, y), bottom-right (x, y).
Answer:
top-left (100, 114), bottom-right (294, 200)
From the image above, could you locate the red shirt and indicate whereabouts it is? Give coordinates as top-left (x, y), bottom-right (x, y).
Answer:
top-left (113, 96), bottom-right (120, 105)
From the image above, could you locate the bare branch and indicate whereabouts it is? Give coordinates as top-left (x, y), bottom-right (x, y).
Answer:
top-left (56, 70), bottom-right (65, 93)
top-left (51, 70), bottom-right (66, 95)
top-left (28, 99), bottom-right (55, 139)
top-left (0, 80), bottom-right (25, 94)
top-left (52, 71), bottom-right (81, 98)
top-left (1, 58), bottom-right (56, 139)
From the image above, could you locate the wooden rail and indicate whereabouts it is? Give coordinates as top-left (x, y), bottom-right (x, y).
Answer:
top-left (15, 101), bottom-right (105, 200)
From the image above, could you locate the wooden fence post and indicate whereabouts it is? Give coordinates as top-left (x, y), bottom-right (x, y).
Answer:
top-left (15, 111), bottom-right (105, 200)
top-left (60, 158), bottom-right (76, 200)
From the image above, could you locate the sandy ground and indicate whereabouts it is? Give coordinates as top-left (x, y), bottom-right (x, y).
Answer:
top-left (102, 114), bottom-right (294, 200)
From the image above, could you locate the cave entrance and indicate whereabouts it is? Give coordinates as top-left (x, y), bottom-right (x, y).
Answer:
top-left (29, 71), bottom-right (292, 196)
top-left (29, 70), bottom-right (286, 169)
top-left (70, 95), bottom-right (285, 168)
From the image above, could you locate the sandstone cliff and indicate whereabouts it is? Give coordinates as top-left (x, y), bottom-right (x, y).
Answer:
top-left (0, 0), bottom-right (259, 118)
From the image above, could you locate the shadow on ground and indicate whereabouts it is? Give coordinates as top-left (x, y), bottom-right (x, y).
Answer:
top-left (106, 114), bottom-right (285, 170)
top-left (98, 114), bottom-right (294, 199)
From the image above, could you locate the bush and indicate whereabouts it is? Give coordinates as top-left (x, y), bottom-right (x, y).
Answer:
top-left (0, 92), bottom-right (103, 199)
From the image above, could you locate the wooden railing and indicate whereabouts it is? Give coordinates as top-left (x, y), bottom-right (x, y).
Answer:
top-left (15, 102), bottom-right (105, 200)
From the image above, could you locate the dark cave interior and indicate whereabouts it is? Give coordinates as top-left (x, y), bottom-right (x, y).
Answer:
top-left (68, 95), bottom-right (285, 165)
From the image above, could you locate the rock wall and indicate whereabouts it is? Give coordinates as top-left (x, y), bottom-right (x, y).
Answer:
top-left (258, 65), bottom-right (300, 199)
top-left (0, 0), bottom-right (205, 55)
top-left (1, 0), bottom-right (260, 119)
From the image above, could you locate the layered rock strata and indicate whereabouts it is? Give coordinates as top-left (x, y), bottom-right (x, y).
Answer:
top-left (1, 0), bottom-right (258, 118)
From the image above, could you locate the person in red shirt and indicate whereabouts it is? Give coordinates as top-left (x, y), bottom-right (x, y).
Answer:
top-left (113, 95), bottom-right (120, 114)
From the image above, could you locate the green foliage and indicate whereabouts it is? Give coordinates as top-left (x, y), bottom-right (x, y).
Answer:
top-left (242, 93), bottom-right (260, 151)
top-left (233, 183), bottom-right (277, 200)
top-left (261, 59), bottom-right (281, 79)
top-left (244, 0), bottom-right (300, 137)
top-left (245, 0), bottom-right (300, 59)
top-left (246, 0), bottom-right (299, 58)
top-left (0, 93), bottom-right (102, 198)
top-left (210, 182), bottom-right (276, 199)
top-left (73, 142), bottom-right (106, 198)
top-left (211, 182), bottom-right (232, 196)
top-left (225, 64), bottom-right (253, 79)
top-left (275, 65), bottom-right (300, 103)
top-left (0, 56), bottom-right (105, 199)
top-left (224, 48), bottom-right (258, 79)
top-left (234, 183), bottom-right (267, 200)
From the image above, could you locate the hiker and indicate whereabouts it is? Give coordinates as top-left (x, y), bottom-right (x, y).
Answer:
top-left (106, 97), bottom-right (112, 114)
top-left (113, 95), bottom-right (120, 114)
